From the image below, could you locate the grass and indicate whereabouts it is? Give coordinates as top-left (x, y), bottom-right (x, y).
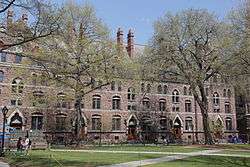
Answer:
top-left (63, 145), bottom-right (207, 153)
top-left (144, 155), bottom-right (250, 167)
top-left (5, 150), bottom-right (164, 167)
top-left (218, 150), bottom-right (250, 156)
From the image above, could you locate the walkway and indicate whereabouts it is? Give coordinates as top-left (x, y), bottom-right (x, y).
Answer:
top-left (0, 161), bottom-right (9, 167)
top-left (98, 150), bottom-right (221, 167)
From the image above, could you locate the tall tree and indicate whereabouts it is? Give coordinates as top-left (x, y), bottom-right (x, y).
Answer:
top-left (27, 2), bottom-right (119, 142)
top-left (145, 9), bottom-right (232, 145)
top-left (0, 0), bottom-right (60, 51)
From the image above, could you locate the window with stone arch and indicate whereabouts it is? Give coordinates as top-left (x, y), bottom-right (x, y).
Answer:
top-left (31, 113), bottom-right (43, 130)
top-left (159, 98), bottom-right (166, 111)
top-left (128, 87), bottom-right (135, 101)
top-left (142, 97), bottom-right (150, 109)
top-left (225, 117), bottom-right (232, 131)
top-left (57, 92), bottom-right (67, 109)
top-left (112, 96), bottom-right (121, 110)
top-left (141, 83), bottom-right (145, 92)
top-left (92, 95), bottom-right (101, 109)
top-left (172, 89), bottom-right (180, 103)
top-left (92, 114), bottom-right (101, 130)
top-left (213, 92), bottom-right (220, 106)
top-left (157, 85), bottom-right (162, 94)
top-left (112, 115), bottom-right (121, 131)
top-left (12, 78), bottom-right (24, 93)
top-left (223, 89), bottom-right (227, 97)
top-left (0, 71), bottom-right (4, 82)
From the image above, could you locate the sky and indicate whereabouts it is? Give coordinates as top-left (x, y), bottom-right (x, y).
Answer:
top-left (54, 0), bottom-right (240, 45)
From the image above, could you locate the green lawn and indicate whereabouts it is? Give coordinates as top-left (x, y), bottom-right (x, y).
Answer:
top-left (72, 145), bottom-right (206, 153)
top-left (218, 150), bottom-right (250, 156)
top-left (5, 150), bottom-right (164, 167)
top-left (144, 155), bottom-right (250, 167)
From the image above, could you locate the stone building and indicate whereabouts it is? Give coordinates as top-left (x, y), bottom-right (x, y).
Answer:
top-left (0, 12), bottom-right (238, 144)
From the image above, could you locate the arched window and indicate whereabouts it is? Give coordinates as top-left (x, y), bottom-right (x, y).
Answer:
top-left (12, 78), bottom-right (24, 93)
top-left (223, 89), bottom-right (226, 97)
top-left (112, 96), bottom-right (121, 110)
top-left (227, 89), bottom-right (231, 98)
top-left (185, 117), bottom-right (193, 131)
top-left (0, 71), bottom-right (4, 82)
top-left (185, 100), bottom-right (192, 112)
top-left (146, 84), bottom-right (151, 93)
top-left (31, 113), bottom-right (43, 130)
top-left (92, 114), bottom-right (101, 130)
top-left (157, 85), bottom-right (162, 94)
top-left (213, 92), bottom-right (220, 106)
top-left (142, 97), bottom-right (150, 109)
top-left (183, 86), bottom-right (187, 95)
top-left (159, 99), bottom-right (166, 111)
top-left (141, 83), bottom-right (145, 92)
top-left (117, 81), bottom-right (122, 91)
top-left (128, 87), bottom-right (135, 101)
top-left (111, 81), bottom-right (115, 91)
top-left (112, 115), bottom-right (121, 131)
top-left (92, 95), bottom-right (101, 109)
top-left (225, 117), bottom-right (232, 131)
top-left (10, 113), bottom-right (23, 130)
top-left (160, 116), bottom-right (167, 130)
top-left (163, 85), bottom-right (168, 94)
top-left (172, 89), bottom-right (180, 103)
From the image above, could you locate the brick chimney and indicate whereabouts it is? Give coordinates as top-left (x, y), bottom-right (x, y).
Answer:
top-left (126, 29), bottom-right (134, 57)
top-left (7, 10), bottom-right (13, 27)
top-left (117, 28), bottom-right (123, 47)
top-left (22, 13), bottom-right (28, 24)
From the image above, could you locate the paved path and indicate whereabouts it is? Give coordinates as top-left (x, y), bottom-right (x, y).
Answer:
top-left (0, 161), bottom-right (9, 167)
top-left (97, 150), bottom-right (221, 167)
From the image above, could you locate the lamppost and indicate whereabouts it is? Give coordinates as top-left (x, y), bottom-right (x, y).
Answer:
top-left (1, 106), bottom-right (8, 156)
top-left (99, 122), bottom-right (102, 146)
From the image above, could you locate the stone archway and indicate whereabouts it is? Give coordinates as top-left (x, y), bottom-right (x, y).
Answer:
top-left (9, 113), bottom-right (23, 130)
top-left (127, 116), bottom-right (137, 140)
top-left (173, 116), bottom-right (183, 139)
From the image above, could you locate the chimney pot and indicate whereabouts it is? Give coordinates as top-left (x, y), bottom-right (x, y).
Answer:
top-left (117, 28), bottom-right (124, 46)
top-left (127, 29), bottom-right (134, 57)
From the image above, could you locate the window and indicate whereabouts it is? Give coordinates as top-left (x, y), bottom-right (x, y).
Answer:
top-left (213, 92), bottom-right (220, 106)
top-left (33, 91), bottom-right (45, 106)
top-left (92, 115), bottom-right (101, 130)
top-left (146, 84), bottom-right (151, 93)
top-left (32, 74), bottom-right (37, 85)
top-left (213, 75), bottom-right (217, 83)
top-left (112, 96), bottom-right (121, 110)
top-left (247, 104), bottom-right (250, 114)
top-left (12, 78), bottom-right (24, 93)
top-left (15, 54), bottom-right (22, 63)
top-left (160, 117), bottom-right (167, 130)
top-left (0, 52), bottom-right (6, 62)
top-left (128, 88), bottom-right (135, 101)
top-left (117, 81), bottom-right (122, 91)
top-left (185, 117), bottom-right (193, 131)
top-left (57, 93), bottom-right (67, 109)
top-left (183, 86), bottom-right (187, 95)
top-left (157, 85), bottom-right (162, 94)
top-left (163, 85), bottom-right (168, 94)
top-left (92, 95), bottom-right (101, 109)
top-left (31, 114), bottom-right (43, 130)
top-left (185, 100), bottom-right (192, 112)
top-left (188, 87), bottom-right (192, 96)
top-left (159, 99), bottom-right (166, 111)
top-left (112, 115), bottom-right (121, 131)
top-left (227, 89), bottom-right (231, 98)
top-left (172, 89), bottom-right (180, 103)
top-left (225, 102), bottom-right (231, 113)
top-left (111, 81), bottom-right (115, 91)
top-left (56, 114), bottom-right (67, 131)
top-left (0, 71), bottom-right (4, 82)
top-left (225, 117), bottom-right (232, 131)
top-left (128, 104), bottom-right (136, 111)
top-left (141, 83), bottom-right (145, 92)
top-left (142, 97), bottom-right (150, 109)
top-left (172, 106), bottom-right (179, 112)
top-left (11, 99), bottom-right (22, 106)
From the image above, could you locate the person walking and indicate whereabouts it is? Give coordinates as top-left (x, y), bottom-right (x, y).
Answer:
top-left (17, 137), bottom-right (23, 152)
top-left (23, 136), bottom-right (31, 156)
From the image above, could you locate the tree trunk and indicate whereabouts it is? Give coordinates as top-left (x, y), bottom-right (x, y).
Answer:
top-left (74, 90), bottom-right (83, 145)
